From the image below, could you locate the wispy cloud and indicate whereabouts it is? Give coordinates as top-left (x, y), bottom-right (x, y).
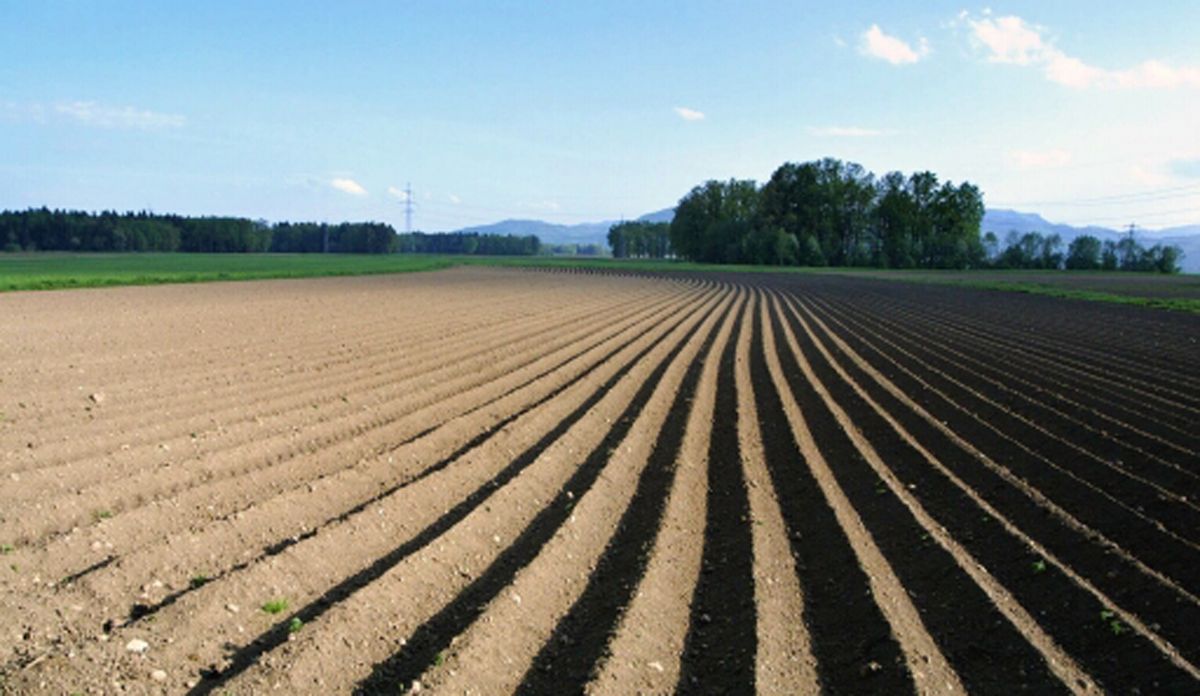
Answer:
top-left (860, 24), bottom-right (929, 65)
top-left (54, 101), bottom-right (185, 129)
top-left (447, 193), bottom-right (462, 204)
top-left (967, 14), bottom-right (1200, 89)
top-left (386, 185), bottom-right (410, 201)
top-left (1008, 148), bottom-right (1072, 170)
top-left (808, 125), bottom-right (893, 138)
top-left (331, 178), bottom-right (367, 196)
top-left (3, 100), bottom-right (186, 129)
top-left (673, 106), bottom-right (705, 121)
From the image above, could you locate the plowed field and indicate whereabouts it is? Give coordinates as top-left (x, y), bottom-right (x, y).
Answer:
top-left (1, 266), bottom-right (1197, 695)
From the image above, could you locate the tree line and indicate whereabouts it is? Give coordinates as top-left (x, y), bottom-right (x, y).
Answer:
top-left (541, 242), bottom-right (606, 256)
top-left (666, 158), bottom-right (987, 269)
top-left (984, 230), bottom-right (1181, 273)
top-left (395, 231), bottom-right (539, 256)
top-left (1, 208), bottom-right (542, 257)
top-left (1, 208), bottom-right (399, 254)
top-left (607, 221), bottom-right (671, 259)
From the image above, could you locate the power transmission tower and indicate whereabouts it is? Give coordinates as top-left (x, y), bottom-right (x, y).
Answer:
top-left (405, 182), bottom-right (414, 234)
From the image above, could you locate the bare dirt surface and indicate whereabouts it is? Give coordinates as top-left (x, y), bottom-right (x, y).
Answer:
top-left (1, 266), bottom-right (1197, 694)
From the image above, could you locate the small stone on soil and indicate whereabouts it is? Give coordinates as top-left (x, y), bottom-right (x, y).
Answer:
top-left (125, 638), bottom-right (149, 654)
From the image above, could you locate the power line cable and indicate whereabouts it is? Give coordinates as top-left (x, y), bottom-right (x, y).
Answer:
top-left (993, 182), bottom-right (1200, 208)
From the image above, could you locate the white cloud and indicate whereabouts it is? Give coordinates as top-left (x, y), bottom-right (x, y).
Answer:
top-left (1109, 60), bottom-right (1200, 89)
top-left (808, 125), bottom-right (893, 138)
top-left (673, 106), bottom-right (705, 121)
top-left (1009, 148), bottom-right (1072, 170)
top-left (832, 35), bottom-right (847, 48)
top-left (54, 101), bottom-right (185, 129)
top-left (447, 194), bottom-right (462, 204)
top-left (860, 24), bottom-right (928, 65)
top-left (331, 178), bottom-right (367, 196)
top-left (970, 15), bottom-right (1045, 65)
top-left (968, 14), bottom-right (1200, 89)
top-left (386, 185), bottom-right (410, 201)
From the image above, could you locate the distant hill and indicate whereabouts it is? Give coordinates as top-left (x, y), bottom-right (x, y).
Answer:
top-left (448, 206), bottom-right (1199, 272)
top-left (451, 208), bottom-right (676, 247)
top-left (982, 209), bottom-right (1119, 242)
top-left (636, 207), bottom-right (675, 224)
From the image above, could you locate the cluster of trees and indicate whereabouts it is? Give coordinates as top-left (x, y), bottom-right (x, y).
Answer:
top-left (668, 159), bottom-right (986, 269)
top-left (0, 208), bottom-right (398, 254)
top-left (395, 232), bottom-right (540, 256)
top-left (541, 243), bottom-right (606, 256)
top-left (985, 231), bottom-right (1182, 273)
top-left (607, 221), bottom-right (672, 259)
top-left (270, 222), bottom-right (396, 254)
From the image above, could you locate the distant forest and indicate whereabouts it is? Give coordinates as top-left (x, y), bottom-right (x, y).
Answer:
top-left (984, 230), bottom-right (1181, 273)
top-left (607, 221), bottom-right (671, 259)
top-left (0, 209), bottom-right (540, 256)
top-left (396, 231), bottom-right (539, 256)
top-left (627, 157), bottom-right (1180, 273)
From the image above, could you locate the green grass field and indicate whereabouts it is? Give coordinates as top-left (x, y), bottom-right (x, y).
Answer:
top-left (2, 253), bottom-right (1197, 313)
top-left (0, 252), bottom-right (778, 292)
top-left (0, 253), bottom-right (454, 291)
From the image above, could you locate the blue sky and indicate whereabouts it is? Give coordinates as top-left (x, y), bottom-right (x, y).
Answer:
top-left (2, 1), bottom-right (1198, 231)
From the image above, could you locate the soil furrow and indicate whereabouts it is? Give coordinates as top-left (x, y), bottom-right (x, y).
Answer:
top-left (1, 274), bottom-right (595, 463)
top-left (513, 294), bottom-right (736, 694)
top-left (826, 294), bottom-right (1200, 468)
top-left (746, 294), bottom-right (915, 695)
top-left (2, 280), bottom-right (677, 494)
top-left (760, 291), bottom-right (965, 696)
top-left (347, 295), bottom-right (725, 695)
top-left (835, 278), bottom-right (1200, 398)
top-left (823, 293), bottom-right (1200, 453)
top-left (791, 293), bottom-right (1200, 680)
top-left (768, 290), bottom-right (1065, 693)
top-left (1, 281), bottom-right (691, 551)
top-left (816, 294), bottom-right (1200, 488)
top-left (196, 282), bottom-right (725, 695)
top-left (583, 297), bottom-right (737, 696)
top-left (800, 291), bottom-right (1200, 586)
top-left (418, 290), bottom-right (739, 696)
top-left (676, 294), bottom-right (756, 694)
top-left (2, 284), bottom-right (720, 691)
top-left (840, 285), bottom-right (1200, 412)
top-left (772, 289), bottom-right (1092, 693)
top-left (1, 279), bottom-right (702, 646)
top-left (732, 289), bottom-right (819, 695)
